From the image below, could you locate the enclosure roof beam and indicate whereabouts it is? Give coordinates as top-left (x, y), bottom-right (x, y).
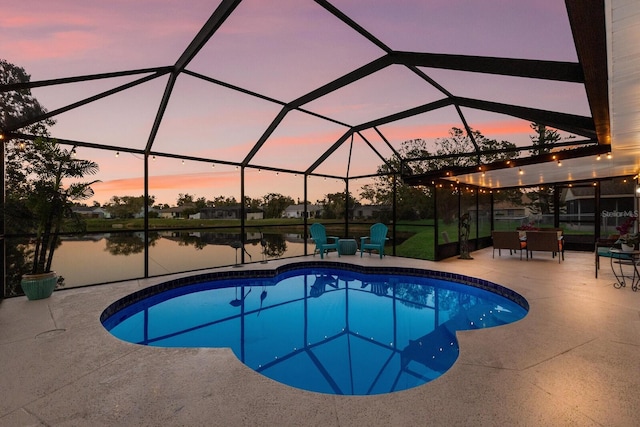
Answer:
top-left (390, 51), bottom-right (584, 83)
top-left (453, 97), bottom-right (596, 139)
top-left (565, 0), bottom-right (610, 145)
top-left (174, 0), bottom-right (242, 72)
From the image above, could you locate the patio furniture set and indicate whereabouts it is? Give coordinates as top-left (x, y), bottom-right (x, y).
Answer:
top-left (491, 229), bottom-right (564, 262)
top-left (310, 223), bottom-right (389, 259)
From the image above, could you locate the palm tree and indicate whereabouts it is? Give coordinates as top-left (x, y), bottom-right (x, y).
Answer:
top-left (20, 137), bottom-right (99, 275)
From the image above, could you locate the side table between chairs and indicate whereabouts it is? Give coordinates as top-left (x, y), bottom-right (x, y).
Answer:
top-left (338, 238), bottom-right (358, 256)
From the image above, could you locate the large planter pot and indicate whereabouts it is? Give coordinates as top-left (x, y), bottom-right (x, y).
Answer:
top-left (21, 272), bottom-right (57, 300)
top-left (621, 243), bottom-right (635, 252)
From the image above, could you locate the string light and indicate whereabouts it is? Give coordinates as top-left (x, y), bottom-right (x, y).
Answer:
top-left (519, 168), bottom-right (523, 175)
top-left (211, 163), bottom-right (215, 168)
top-left (115, 151), bottom-right (119, 157)
top-left (557, 159), bottom-right (562, 166)
top-left (607, 153), bottom-right (612, 159)
top-left (596, 154), bottom-right (601, 160)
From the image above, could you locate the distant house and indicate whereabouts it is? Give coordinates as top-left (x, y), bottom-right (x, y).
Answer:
top-left (132, 207), bottom-right (160, 219)
top-left (92, 207), bottom-right (111, 219)
top-left (283, 204), bottom-right (323, 219)
top-left (72, 206), bottom-right (111, 219)
top-left (190, 205), bottom-right (263, 220)
top-left (158, 206), bottom-right (187, 219)
top-left (354, 204), bottom-right (391, 220)
top-left (492, 200), bottom-right (531, 220)
top-left (562, 182), bottom-right (636, 226)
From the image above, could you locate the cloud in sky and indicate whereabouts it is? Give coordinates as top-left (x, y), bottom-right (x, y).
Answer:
top-left (92, 171), bottom-right (238, 205)
top-left (90, 167), bottom-right (342, 207)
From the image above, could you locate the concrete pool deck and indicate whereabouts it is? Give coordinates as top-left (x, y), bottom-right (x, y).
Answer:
top-left (1, 248), bottom-right (640, 426)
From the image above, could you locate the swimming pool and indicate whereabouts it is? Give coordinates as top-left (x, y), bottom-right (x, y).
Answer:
top-left (101, 262), bottom-right (528, 395)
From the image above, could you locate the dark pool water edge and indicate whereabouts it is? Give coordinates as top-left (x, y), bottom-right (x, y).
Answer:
top-left (100, 261), bottom-right (529, 325)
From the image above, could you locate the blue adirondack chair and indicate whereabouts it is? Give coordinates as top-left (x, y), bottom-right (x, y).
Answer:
top-left (360, 223), bottom-right (389, 258)
top-left (310, 223), bottom-right (340, 259)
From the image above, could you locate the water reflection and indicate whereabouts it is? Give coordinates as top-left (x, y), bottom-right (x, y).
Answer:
top-left (104, 269), bottom-right (527, 395)
top-left (104, 232), bottom-right (160, 255)
top-left (5, 230), bottom-right (313, 295)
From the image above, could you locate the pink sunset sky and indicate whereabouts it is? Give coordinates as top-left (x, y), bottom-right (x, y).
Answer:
top-left (1, 0), bottom-right (588, 206)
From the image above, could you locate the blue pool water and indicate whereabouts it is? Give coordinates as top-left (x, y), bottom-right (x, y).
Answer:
top-left (101, 263), bottom-right (528, 395)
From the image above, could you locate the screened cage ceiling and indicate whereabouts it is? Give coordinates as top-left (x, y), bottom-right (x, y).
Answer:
top-left (2, 0), bottom-right (639, 196)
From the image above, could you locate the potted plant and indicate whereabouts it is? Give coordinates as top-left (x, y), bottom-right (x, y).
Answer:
top-left (618, 232), bottom-right (639, 252)
top-left (7, 136), bottom-right (99, 300)
top-left (615, 216), bottom-right (638, 252)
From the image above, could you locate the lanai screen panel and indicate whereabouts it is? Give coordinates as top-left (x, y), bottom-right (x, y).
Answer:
top-left (151, 74), bottom-right (283, 162)
top-left (463, 108), bottom-right (588, 148)
top-left (302, 65), bottom-right (446, 126)
top-left (148, 157), bottom-right (241, 207)
top-left (34, 76), bottom-right (169, 150)
top-left (329, 0), bottom-right (576, 61)
top-left (244, 169), bottom-right (305, 209)
top-left (188, 0), bottom-right (385, 101)
top-left (29, 74), bottom-right (158, 116)
top-left (375, 105), bottom-right (466, 153)
top-left (248, 110), bottom-right (348, 172)
top-left (2, 0), bottom-right (218, 79)
top-left (421, 68), bottom-right (591, 118)
top-left (84, 146), bottom-right (145, 207)
top-left (313, 133), bottom-right (385, 178)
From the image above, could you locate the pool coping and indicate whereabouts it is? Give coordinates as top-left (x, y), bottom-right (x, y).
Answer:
top-left (100, 260), bottom-right (529, 324)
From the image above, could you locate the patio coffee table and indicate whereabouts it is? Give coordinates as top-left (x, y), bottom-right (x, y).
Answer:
top-left (338, 239), bottom-right (358, 256)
